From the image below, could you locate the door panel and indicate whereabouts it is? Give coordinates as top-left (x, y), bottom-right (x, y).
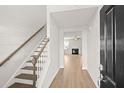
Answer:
top-left (100, 76), bottom-right (115, 88)
top-left (106, 7), bottom-right (114, 81)
top-left (100, 6), bottom-right (106, 77)
top-left (100, 5), bottom-right (124, 88)
top-left (115, 6), bottom-right (124, 88)
top-left (100, 5), bottom-right (116, 88)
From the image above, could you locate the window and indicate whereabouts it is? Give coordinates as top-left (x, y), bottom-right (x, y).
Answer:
top-left (64, 40), bottom-right (69, 49)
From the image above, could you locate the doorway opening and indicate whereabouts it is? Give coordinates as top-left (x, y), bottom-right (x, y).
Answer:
top-left (64, 31), bottom-right (82, 70)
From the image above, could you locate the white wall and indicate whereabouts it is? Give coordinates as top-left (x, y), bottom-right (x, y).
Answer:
top-left (64, 39), bottom-right (82, 55)
top-left (0, 5), bottom-right (46, 87)
top-left (42, 10), bottom-right (60, 87)
top-left (0, 27), bottom-right (47, 87)
top-left (82, 31), bottom-right (88, 70)
top-left (0, 5), bottom-right (46, 63)
top-left (59, 30), bottom-right (64, 68)
top-left (87, 8), bottom-right (100, 87)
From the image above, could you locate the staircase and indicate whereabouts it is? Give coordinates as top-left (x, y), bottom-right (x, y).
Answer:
top-left (8, 36), bottom-right (49, 88)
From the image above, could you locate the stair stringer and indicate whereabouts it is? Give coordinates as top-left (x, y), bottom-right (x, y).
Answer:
top-left (3, 37), bottom-right (45, 88)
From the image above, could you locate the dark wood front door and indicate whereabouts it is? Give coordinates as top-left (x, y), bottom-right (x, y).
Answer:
top-left (114, 6), bottom-right (124, 88)
top-left (100, 5), bottom-right (124, 88)
top-left (100, 5), bottom-right (116, 88)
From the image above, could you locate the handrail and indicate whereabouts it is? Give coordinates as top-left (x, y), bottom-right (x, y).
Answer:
top-left (0, 25), bottom-right (45, 66)
top-left (31, 38), bottom-right (49, 66)
top-left (31, 37), bottom-right (49, 87)
top-left (32, 38), bottom-right (49, 62)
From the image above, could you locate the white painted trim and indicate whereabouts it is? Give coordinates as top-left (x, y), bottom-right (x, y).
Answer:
top-left (42, 67), bottom-right (59, 88)
top-left (82, 67), bottom-right (87, 70)
top-left (15, 78), bottom-right (33, 85)
top-left (59, 66), bottom-right (64, 68)
top-left (2, 61), bottom-right (26, 88)
top-left (37, 65), bottom-right (49, 88)
top-left (87, 69), bottom-right (99, 88)
top-left (48, 67), bottom-right (59, 88)
top-left (3, 79), bottom-right (15, 88)
top-left (63, 26), bottom-right (89, 32)
top-left (3, 37), bottom-right (44, 88)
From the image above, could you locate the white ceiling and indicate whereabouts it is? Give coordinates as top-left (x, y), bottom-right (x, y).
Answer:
top-left (51, 6), bottom-right (98, 28)
top-left (64, 31), bottom-right (81, 38)
top-left (47, 5), bottom-right (96, 13)
top-left (64, 31), bottom-right (82, 41)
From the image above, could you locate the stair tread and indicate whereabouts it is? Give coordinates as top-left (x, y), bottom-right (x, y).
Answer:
top-left (9, 83), bottom-right (34, 88)
top-left (34, 50), bottom-right (40, 52)
top-left (26, 60), bottom-right (32, 63)
top-left (37, 46), bottom-right (43, 48)
top-left (22, 66), bottom-right (36, 70)
top-left (15, 73), bottom-right (36, 80)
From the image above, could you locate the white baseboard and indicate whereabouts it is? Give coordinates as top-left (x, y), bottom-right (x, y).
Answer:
top-left (86, 69), bottom-right (99, 88)
top-left (3, 63), bottom-right (25, 88)
top-left (82, 67), bottom-right (87, 70)
top-left (2, 56), bottom-right (31, 87)
top-left (48, 68), bottom-right (59, 88)
top-left (59, 65), bottom-right (64, 68)
top-left (2, 35), bottom-right (45, 88)
top-left (2, 79), bottom-right (15, 88)
top-left (43, 67), bottom-right (59, 88)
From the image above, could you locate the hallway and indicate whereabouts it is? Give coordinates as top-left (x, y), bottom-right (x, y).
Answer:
top-left (50, 55), bottom-right (96, 88)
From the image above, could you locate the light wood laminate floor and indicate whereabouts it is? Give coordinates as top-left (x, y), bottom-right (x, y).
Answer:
top-left (50, 55), bottom-right (96, 88)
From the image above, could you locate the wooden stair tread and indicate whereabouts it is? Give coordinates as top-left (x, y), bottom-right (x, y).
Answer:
top-left (22, 66), bottom-right (36, 70)
top-left (39, 43), bottom-right (45, 45)
top-left (9, 83), bottom-right (34, 88)
top-left (34, 50), bottom-right (40, 52)
top-left (26, 60), bottom-right (32, 63)
top-left (31, 55), bottom-right (38, 58)
top-left (15, 73), bottom-right (36, 80)
top-left (42, 41), bottom-right (46, 42)
top-left (37, 46), bottom-right (43, 48)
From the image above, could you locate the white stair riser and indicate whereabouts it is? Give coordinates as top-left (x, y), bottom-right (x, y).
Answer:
top-left (15, 78), bottom-right (33, 85)
top-left (25, 62), bottom-right (45, 67)
top-left (25, 63), bottom-right (33, 66)
top-left (21, 69), bottom-right (39, 75)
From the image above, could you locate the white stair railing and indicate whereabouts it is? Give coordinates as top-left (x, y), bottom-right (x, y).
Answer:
top-left (31, 37), bottom-right (49, 87)
top-left (36, 45), bottom-right (48, 87)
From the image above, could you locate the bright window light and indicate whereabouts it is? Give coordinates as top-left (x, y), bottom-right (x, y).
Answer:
top-left (64, 41), bottom-right (69, 49)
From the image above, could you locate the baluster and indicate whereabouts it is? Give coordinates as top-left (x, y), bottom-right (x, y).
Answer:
top-left (39, 54), bottom-right (42, 77)
top-left (38, 56), bottom-right (40, 78)
top-left (44, 48), bottom-right (46, 63)
top-left (36, 58), bottom-right (38, 87)
top-left (41, 54), bottom-right (44, 69)
top-left (37, 58), bottom-right (39, 79)
top-left (32, 57), bottom-right (37, 87)
top-left (32, 38), bottom-right (49, 88)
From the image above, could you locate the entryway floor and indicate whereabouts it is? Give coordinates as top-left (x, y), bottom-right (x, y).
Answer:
top-left (50, 55), bottom-right (96, 88)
